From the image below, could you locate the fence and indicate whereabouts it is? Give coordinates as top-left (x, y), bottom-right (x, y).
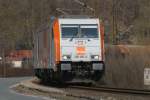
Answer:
top-left (0, 66), bottom-right (34, 77)
top-left (0, 60), bottom-right (34, 77)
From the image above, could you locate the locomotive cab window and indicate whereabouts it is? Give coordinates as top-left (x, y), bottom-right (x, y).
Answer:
top-left (61, 25), bottom-right (99, 38)
top-left (80, 25), bottom-right (98, 38)
top-left (61, 25), bottom-right (78, 38)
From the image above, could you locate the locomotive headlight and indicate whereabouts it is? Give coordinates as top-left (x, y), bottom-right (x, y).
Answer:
top-left (91, 55), bottom-right (99, 60)
top-left (63, 56), bottom-right (68, 60)
top-left (94, 55), bottom-right (99, 59)
top-left (62, 55), bottom-right (71, 60)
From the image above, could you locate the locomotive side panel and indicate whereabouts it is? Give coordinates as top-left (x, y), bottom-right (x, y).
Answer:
top-left (33, 31), bottom-right (39, 69)
top-left (33, 23), bottom-right (53, 80)
top-left (49, 20), bottom-right (57, 70)
top-left (36, 30), bottom-right (48, 68)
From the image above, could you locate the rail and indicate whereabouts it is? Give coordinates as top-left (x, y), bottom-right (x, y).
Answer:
top-left (69, 85), bottom-right (150, 95)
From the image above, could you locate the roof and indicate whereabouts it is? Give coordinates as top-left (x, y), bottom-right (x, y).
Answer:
top-left (58, 18), bottom-right (99, 25)
top-left (59, 15), bottom-right (93, 18)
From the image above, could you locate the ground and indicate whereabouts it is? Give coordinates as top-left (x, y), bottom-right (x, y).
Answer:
top-left (1, 76), bottom-right (150, 100)
top-left (12, 78), bottom-right (150, 100)
top-left (0, 77), bottom-right (51, 100)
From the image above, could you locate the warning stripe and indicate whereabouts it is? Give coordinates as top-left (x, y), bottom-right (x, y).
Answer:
top-left (100, 22), bottom-right (104, 61)
top-left (53, 19), bottom-right (61, 64)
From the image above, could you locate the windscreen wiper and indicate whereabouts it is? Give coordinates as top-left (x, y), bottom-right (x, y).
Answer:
top-left (70, 32), bottom-right (78, 41)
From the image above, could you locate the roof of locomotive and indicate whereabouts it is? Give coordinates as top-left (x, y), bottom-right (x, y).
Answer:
top-left (58, 18), bottom-right (100, 25)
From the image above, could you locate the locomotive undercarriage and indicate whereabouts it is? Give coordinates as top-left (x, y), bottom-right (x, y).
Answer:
top-left (60, 61), bottom-right (104, 81)
top-left (34, 61), bottom-right (105, 83)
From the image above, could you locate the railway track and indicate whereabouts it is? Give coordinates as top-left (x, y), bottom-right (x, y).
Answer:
top-left (69, 85), bottom-right (150, 95)
top-left (32, 79), bottom-right (150, 95)
top-left (14, 79), bottom-right (150, 100)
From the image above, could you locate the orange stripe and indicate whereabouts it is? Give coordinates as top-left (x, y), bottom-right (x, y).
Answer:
top-left (100, 22), bottom-right (104, 61)
top-left (53, 19), bottom-right (61, 64)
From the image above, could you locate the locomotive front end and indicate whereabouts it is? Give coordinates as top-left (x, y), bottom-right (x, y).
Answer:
top-left (59, 18), bottom-right (105, 81)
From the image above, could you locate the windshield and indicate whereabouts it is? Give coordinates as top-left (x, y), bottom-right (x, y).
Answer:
top-left (61, 25), bottom-right (98, 38)
top-left (61, 25), bottom-right (78, 38)
top-left (80, 25), bottom-right (98, 38)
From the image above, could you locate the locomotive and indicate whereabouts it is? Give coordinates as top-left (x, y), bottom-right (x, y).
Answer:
top-left (33, 16), bottom-right (105, 82)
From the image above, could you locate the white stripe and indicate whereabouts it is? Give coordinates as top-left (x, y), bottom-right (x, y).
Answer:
top-left (61, 25), bottom-right (78, 28)
top-left (80, 26), bottom-right (98, 28)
